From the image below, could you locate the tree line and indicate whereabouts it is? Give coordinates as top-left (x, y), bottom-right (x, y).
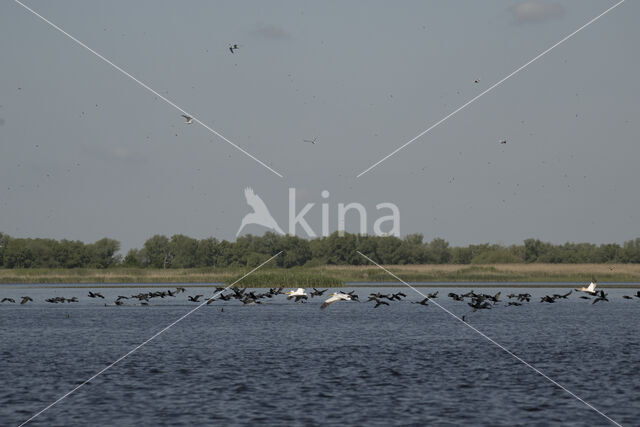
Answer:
top-left (1, 231), bottom-right (640, 269)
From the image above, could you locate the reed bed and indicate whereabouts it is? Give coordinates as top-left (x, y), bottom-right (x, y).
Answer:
top-left (1, 264), bottom-right (639, 285)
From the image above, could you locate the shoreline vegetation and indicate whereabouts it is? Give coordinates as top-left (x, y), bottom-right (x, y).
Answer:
top-left (1, 264), bottom-right (640, 286)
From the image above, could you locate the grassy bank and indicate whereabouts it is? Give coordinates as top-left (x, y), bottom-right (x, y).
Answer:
top-left (1, 264), bottom-right (640, 286)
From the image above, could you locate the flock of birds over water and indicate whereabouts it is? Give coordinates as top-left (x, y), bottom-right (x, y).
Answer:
top-left (2, 282), bottom-right (639, 317)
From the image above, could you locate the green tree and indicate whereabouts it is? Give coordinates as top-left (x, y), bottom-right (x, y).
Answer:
top-left (142, 235), bottom-right (172, 268)
top-left (0, 232), bottom-right (9, 266)
top-left (122, 249), bottom-right (142, 267)
top-left (86, 238), bottom-right (120, 268)
top-left (168, 234), bottom-right (198, 268)
top-left (426, 238), bottom-right (451, 264)
top-left (276, 235), bottom-right (312, 268)
top-left (3, 239), bottom-right (36, 268)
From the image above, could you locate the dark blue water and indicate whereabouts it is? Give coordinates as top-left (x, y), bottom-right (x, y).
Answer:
top-left (1, 285), bottom-right (639, 426)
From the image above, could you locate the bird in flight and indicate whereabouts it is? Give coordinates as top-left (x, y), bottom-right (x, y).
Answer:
top-left (181, 115), bottom-right (193, 124)
top-left (320, 292), bottom-right (352, 309)
top-left (229, 44), bottom-right (240, 53)
top-left (499, 139), bottom-right (507, 144)
top-left (303, 137), bottom-right (318, 144)
top-left (474, 79), bottom-right (480, 83)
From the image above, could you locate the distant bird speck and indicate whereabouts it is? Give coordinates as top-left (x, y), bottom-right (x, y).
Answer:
top-left (303, 137), bottom-right (318, 144)
top-left (181, 115), bottom-right (193, 124)
top-left (229, 44), bottom-right (240, 53)
top-left (499, 139), bottom-right (507, 144)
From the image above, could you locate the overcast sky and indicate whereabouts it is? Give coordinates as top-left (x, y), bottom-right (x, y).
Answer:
top-left (1, 0), bottom-right (638, 252)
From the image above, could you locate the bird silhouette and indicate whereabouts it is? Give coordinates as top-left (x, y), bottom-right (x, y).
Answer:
top-left (181, 114), bottom-right (193, 124)
top-left (237, 187), bottom-right (285, 236)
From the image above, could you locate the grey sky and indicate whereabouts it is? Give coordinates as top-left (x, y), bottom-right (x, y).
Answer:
top-left (1, 0), bottom-right (638, 253)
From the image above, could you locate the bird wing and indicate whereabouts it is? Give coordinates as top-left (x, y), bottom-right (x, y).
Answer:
top-left (321, 295), bottom-right (340, 309)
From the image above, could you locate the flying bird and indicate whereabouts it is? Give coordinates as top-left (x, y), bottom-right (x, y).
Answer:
top-left (576, 281), bottom-right (597, 295)
top-left (181, 114), bottom-right (193, 124)
top-left (1, 298), bottom-right (15, 303)
top-left (310, 288), bottom-right (328, 297)
top-left (229, 44), bottom-right (240, 53)
top-left (237, 187), bottom-right (285, 236)
top-left (21, 296), bottom-right (33, 305)
top-left (320, 292), bottom-right (352, 309)
top-left (286, 288), bottom-right (308, 302)
top-left (499, 139), bottom-right (507, 144)
top-left (303, 137), bottom-right (318, 144)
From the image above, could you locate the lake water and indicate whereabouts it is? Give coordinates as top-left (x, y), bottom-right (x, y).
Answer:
top-left (1, 284), bottom-right (639, 426)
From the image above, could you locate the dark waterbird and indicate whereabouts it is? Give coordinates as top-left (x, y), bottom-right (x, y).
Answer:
top-left (414, 298), bottom-right (429, 306)
top-left (540, 295), bottom-right (555, 303)
top-left (553, 290), bottom-right (572, 299)
top-left (310, 288), bottom-right (328, 298)
top-left (1, 298), bottom-right (15, 303)
top-left (468, 301), bottom-right (491, 312)
top-left (188, 295), bottom-right (204, 303)
top-left (218, 293), bottom-right (233, 301)
top-left (346, 291), bottom-right (360, 301)
top-left (370, 298), bottom-right (389, 308)
top-left (517, 293), bottom-right (532, 302)
top-left (21, 296), bottom-right (33, 305)
top-left (592, 290), bottom-right (609, 304)
top-left (269, 287), bottom-right (284, 296)
top-left (448, 292), bottom-right (464, 301)
top-left (88, 291), bottom-right (104, 299)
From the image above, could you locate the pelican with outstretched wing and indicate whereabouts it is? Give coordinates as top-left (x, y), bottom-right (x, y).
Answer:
top-left (237, 187), bottom-right (285, 236)
top-left (320, 292), bottom-right (351, 309)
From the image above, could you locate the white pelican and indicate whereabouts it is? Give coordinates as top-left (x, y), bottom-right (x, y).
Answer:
top-left (286, 288), bottom-right (308, 302)
top-left (576, 281), bottom-right (597, 294)
top-left (320, 292), bottom-right (351, 309)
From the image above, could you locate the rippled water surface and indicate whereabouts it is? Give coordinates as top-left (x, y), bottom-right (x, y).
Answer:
top-left (1, 284), bottom-right (639, 426)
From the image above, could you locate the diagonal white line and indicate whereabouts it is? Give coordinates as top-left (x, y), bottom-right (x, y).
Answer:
top-left (356, 251), bottom-right (623, 427)
top-left (356, 0), bottom-right (625, 178)
top-left (13, 0), bottom-right (284, 178)
top-left (18, 251), bottom-right (283, 427)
